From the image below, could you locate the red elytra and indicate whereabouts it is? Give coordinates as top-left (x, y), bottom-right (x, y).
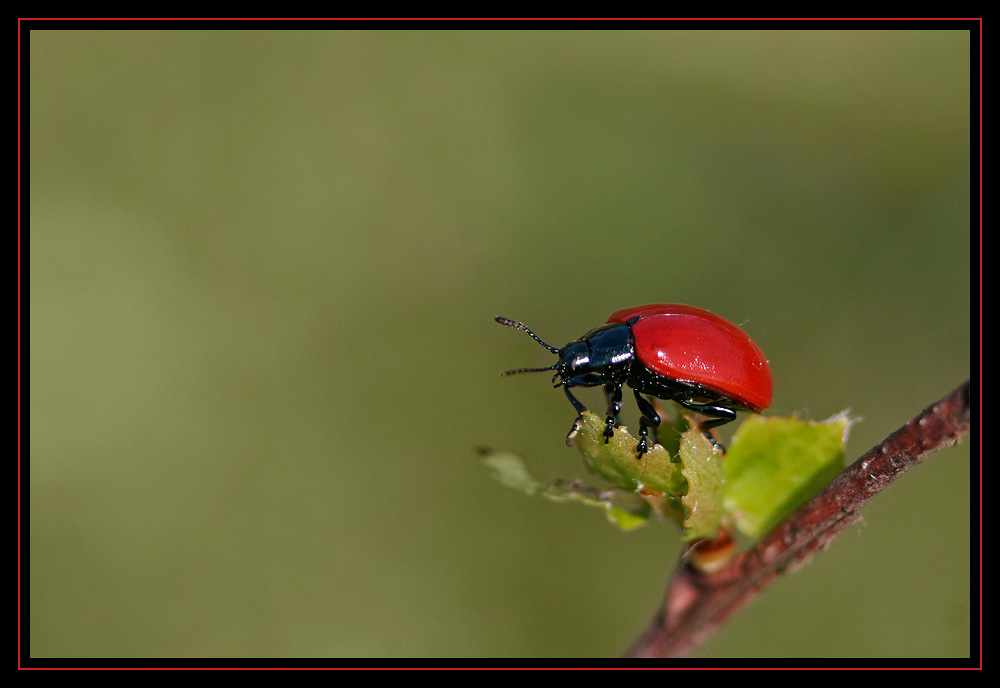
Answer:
top-left (607, 303), bottom-right (772, 412)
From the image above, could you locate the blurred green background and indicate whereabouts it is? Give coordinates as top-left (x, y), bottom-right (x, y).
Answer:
top-left (29, 29), bottom-right (971, 659)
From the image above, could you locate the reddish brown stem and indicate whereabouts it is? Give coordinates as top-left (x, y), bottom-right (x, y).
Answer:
top-left (623, 380), bottom-right (972, 659)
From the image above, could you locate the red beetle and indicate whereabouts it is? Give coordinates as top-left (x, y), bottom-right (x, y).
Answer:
top-left (496, 304), bottom-right (772, 458)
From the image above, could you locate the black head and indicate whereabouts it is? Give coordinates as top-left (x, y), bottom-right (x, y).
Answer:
top-left (494, 316), bottom-right (635, 388)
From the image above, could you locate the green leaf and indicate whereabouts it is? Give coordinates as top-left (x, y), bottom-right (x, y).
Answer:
top-left (723, 413), bottom-right (849, 540)
top-left (480, 446), bottom-right (656, 531)
top-left (572, 412), bottom-right (687, 496)
top-left (677, 424), bottom-right (726, 542)
top-left (544, 480), bottom-right (654, 531)
top-left (485, 409), bottom-right (848, 540)
top-left (481, 448), bottom-right (547, 496)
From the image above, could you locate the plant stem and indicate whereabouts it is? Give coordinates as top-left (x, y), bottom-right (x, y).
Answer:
top-left (623, 380), bottom-right (972, 659)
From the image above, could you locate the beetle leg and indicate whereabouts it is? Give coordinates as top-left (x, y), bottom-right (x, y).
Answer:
top-left (677, 401), bottom-right (736, 450)
top-left (678, 402), bottom-right (736, 429)
top-left (603, 383), bottom-right (623, 442)
top-left (563, 386), bottom-right (588, 446)
top-left (632, 390), bottom-right (661, 459)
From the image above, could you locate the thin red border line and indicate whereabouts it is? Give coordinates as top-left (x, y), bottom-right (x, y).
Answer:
top-left (18, 17), bottom-right (22, 670)
top-left (978, 15), bottom-right (984, 667)
top-left (12, 16), bottom-right (985, 19)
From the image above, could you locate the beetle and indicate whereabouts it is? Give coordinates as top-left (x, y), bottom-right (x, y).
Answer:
top-left (495, 303), bottom-right (772, 458)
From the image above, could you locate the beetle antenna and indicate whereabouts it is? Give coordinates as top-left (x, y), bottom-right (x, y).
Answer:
top-left (494, 316), bottom-right (561, 354)
top-left (500, 364), bottom-right (558, 377)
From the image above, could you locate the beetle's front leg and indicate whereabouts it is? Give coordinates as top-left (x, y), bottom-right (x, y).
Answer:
top-left (603, 383), bottom-right (623, 443)
top-left (563, 385), bottom-right (588, 446)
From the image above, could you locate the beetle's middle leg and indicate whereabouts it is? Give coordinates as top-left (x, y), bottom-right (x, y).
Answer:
top-left (603, 382), bottom-right (623, 442)
top-left (632, 390), bottom-right (662, 459)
